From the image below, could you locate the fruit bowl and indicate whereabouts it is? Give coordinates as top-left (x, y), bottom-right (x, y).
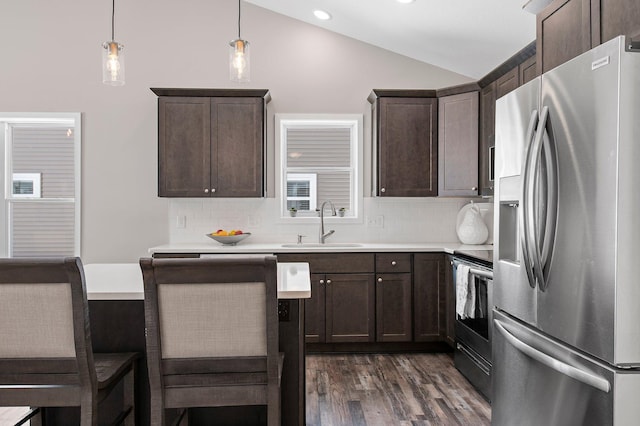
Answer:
top-left (206, 232), bottom-right (251, 245)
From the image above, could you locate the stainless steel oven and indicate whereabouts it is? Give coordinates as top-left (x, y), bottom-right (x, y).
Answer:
top-left (452, 255), bottom-right (493, 401)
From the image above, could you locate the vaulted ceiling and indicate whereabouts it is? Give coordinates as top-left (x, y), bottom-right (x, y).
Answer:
top-left (246, 0), bottom-right (537, 79)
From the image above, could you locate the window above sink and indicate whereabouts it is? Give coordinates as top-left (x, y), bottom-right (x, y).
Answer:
top-left (275, 114), bottom-right (363, 223)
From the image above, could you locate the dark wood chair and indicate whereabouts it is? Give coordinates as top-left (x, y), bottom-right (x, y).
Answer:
top-left (140, 255), bottom-right (282, 426)
top-left (0, 257), bottom-right (139, 426)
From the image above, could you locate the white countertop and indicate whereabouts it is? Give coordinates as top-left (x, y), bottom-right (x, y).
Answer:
top-left (83, 262), bottom-right (311, 301)
top-left (149, 242), bottom-right (493, 255)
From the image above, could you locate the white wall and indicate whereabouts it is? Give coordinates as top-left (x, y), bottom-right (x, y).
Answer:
top-left (1, 1), bottom-right (474, 262)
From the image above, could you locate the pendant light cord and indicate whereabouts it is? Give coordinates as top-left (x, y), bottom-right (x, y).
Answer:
top-left (237, 0), bottom-right (241, 39)
top-left (111, 0), bottom-right (115, 40)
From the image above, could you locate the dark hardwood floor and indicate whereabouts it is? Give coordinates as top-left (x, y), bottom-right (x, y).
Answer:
top-left (1, 353), bottom-right (490, 425)
top-left (306, 353), bottom-right (491, 425)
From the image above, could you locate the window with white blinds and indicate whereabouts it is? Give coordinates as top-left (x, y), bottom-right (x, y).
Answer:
top-left (277, 115), bottom-right (362, 219)
top-left (1, 114), bottom-right (81, 257)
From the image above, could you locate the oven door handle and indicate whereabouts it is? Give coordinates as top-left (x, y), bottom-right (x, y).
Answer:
top-left (468, 267), bottom-right (493, 280)
top-left (494, 319), bottom-right (610, 393)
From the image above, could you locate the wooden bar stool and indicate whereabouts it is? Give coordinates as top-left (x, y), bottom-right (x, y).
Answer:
top-left (140, 255), bottom-right (282, 426)
top-left (0, 257), bottom-right (139, 426)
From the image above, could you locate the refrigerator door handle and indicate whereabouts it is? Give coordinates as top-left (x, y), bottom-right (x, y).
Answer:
top-left (519, 110), bottom-right (539, 289)
top-left (528, 107), bottom-right (547, 290)
top-left (494, 319), bottom-right (611, 393)
top-left (529, 106), bottom-right (558, 292)
top-left (539, 107), bottom-right (559, 291)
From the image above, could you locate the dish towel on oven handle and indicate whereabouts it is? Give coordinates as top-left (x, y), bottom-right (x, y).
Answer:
top-left (465, 270), bottom-right (476, 319)
top-left (456, 264), bottom-right (470, 319)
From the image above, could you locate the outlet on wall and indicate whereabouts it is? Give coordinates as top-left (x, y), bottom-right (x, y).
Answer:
top-left (366, 215), bottom-right (384, 228)
top-left (176, 215), bottom-right (186, 228)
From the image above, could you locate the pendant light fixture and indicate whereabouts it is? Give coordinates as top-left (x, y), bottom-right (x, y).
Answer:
top-left (102, 0), bottom-right (125, 86)
top-left (229, 0), bottom-right (250, 83)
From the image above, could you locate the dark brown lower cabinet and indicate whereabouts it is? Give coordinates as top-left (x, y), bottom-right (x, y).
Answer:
top-left (305, 273), bottom-right (326, 343)
top-left (282, 252), bottom-right (452, 348)
top-left (413, 253), bottom-right (446, 342)
top-left (376, 273), bottom-right (412, 342)
top-left (444, 255), bottom-right (456, 347)
top-left (325, 273), bottom-right (375, 343)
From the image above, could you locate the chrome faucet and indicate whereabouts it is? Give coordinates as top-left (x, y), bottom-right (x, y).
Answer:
top-left (319, 200), bottom-right (336, 243)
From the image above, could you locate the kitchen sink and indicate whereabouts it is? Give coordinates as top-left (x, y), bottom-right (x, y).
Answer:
top-left (280, 243), bottom-right (363, 248)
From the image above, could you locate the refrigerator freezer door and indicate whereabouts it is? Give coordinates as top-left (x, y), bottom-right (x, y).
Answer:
top-left (492, 309), bottom-right (640, 426)
top-left (493, 77), bottom-right (540, 327)
top-left (536, 36), bottom-right (640, 366)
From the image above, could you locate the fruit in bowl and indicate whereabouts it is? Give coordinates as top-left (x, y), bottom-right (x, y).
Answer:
top-left (206, 229), bottom-right (251, 245)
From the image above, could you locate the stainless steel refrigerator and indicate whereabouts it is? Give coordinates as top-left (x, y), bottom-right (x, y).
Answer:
top-left (493, 35), bottom-right (640, 425)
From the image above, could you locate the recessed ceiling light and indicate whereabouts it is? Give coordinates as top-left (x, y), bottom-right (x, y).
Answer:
top-left (396, 0), bottom-right (416, 3)
top-left (313, 9), bottom-right (332, 20)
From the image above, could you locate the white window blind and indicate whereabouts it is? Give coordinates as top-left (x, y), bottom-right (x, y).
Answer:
top-left (11, 127), bottom-right (75, 198)
top-left (10, 202), bottom-right (76, 257)
top-left (284, 126), bottom-right (353, 215)
top-left (2, 115), bottom-right (81, 258)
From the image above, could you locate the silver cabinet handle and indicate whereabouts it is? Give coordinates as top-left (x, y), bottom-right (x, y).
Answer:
top-left (494, 319), bottom-right (610, 393)
top-left (204, 188), bottom-right (209, 193)
top-left (380, 188), bottom-right (386, 193)
top-left (319, 279), bottom-right (325, 284)
top-left (472, 186), bottom-right (478, 191)
top-left (326, 279), bottom-right (332, 284)
top-left (377, 277), bottom-right (383, 283)
top-left (391, 261), bottom-right (397, 266)
top-left (211, 188), bottom-right (216, 193)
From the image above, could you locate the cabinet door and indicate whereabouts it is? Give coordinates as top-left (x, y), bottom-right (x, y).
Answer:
top-left (519, 56), bottom-right (538, 86)
top-left (537, 0), bottom-right (594, 74)
top-left (479, 82), bottom-right (496, 196)
top-left (444, 255), bottom-right (455, 348)
top-left (325, 273), bottom-right (375, 343)
top-left (597, 0), bottom-right (640, 45)
top-left (438, 92), bottom-right (479, 196)
top-left (211, 97), bottom-right (264, 197)
top-left (413, 253), bottom-right (445, 342)
top-left (377, 97), bottom-right (438, 197)
top-left (158, 97), bottom-right (211, 197)
top-left (305, 273), bottom-right (326, 343)
top-left (376, 273), bottom-right (412, 342)
top-left (496, 66), bottom-right (519, 99)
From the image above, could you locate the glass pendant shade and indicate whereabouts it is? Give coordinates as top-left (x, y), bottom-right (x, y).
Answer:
top-left (229, 39), bottom-right (250, 83)
top-left (102, 41), bottom-right (125, 86)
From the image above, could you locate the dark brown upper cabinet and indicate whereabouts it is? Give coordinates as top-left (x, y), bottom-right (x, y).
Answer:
top-left (519, 56), bottom-right (538, 86)
top-left (537, 0), bottom-right (595, 74)
top-left (369, 90), bottom-right (438, 197)
top-left (537, 0), bottom-right (640, 74)
top-left (479, 82), bottom-right (497, 197)
top-left (437, 91), bottom-right (479, 197)
top-left (597, 0), bottom-right (640, 44)
top-left (152, 88), bottom-right (270, 197)
top-left (495, 66), bottom-right (520, 100)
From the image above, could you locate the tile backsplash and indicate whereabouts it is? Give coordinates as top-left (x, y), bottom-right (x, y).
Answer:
top-left (169, 197), bottom-right (489, 245)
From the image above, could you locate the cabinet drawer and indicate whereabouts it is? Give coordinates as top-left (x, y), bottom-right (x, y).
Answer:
top-left (375, 253), bottom-right (411, 273)
top-left (276, 253), bottom-right (374, 274)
